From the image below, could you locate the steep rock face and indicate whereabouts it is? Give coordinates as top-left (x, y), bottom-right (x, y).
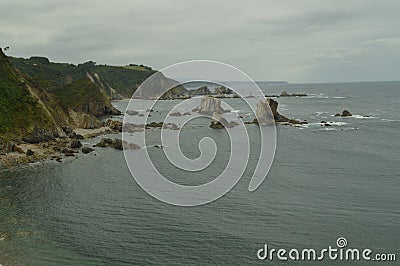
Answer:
top-left (195, 96), bottom-right (225, 114)
top-left (254, 100), bottom-right (275, 125)
top-left (254, 98), bottom-right (307, 125)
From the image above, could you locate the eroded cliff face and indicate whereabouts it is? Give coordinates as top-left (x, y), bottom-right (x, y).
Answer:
top-left (0, 49), bottom-right (121, 144)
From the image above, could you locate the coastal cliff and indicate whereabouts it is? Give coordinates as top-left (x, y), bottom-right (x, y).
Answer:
top-left (0, 48), bottom-right (120, 144)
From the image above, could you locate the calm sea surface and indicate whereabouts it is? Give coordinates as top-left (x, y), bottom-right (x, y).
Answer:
top-left (1, 81), bottom-right (399, 265)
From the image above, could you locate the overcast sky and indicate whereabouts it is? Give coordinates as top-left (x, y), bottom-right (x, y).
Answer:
top-left (1, 0), bottom-right (399, 82)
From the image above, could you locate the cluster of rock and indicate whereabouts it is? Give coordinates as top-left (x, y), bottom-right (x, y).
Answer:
top-left (190, 86), bottom-right (212, 95)
top-left (214, 86), bottom-right (233, 95)
top-left (169, 112), bottom-right (191, 116)
top-left (94, 138), bottom-right (140, 150)
top-left (265, 91), bottom-right (308, 98)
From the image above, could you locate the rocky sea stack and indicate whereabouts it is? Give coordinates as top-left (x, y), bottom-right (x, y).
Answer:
top-left (253, 99), bottom-right (307, 125)
top-left (193, 96), bottom-right (228, 114)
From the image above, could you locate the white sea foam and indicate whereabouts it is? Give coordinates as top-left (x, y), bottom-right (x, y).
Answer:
top-left (352, 114), bottom-right (377, 119)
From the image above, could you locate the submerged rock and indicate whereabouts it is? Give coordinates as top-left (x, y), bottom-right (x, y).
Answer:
top-left (126, 110), bottom-right (139, 116)
top-left (170, 112), bottom-right (182, 116)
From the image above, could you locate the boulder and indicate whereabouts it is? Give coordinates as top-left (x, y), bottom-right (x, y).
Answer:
top-left (170, 112), bottom-right (182, 116)
top-left (26, 149), bottom-right (35, 156)
top-left (104, 119), bottom-right (123, 131)
top-left (81, 147), bottom-right (94, 154)
top-left (94, 138), bottom-right (140, 150)
top-left (61, 148), bottom-right (78, 156)
top-left (69, 139), bottom-right (82, 149)
top-left (341, 110), bottom-right (352, 117)
top-left (126, 110), bottom-right (139, 116)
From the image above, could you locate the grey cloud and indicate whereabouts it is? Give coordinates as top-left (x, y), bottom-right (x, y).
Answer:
top-left (0, 0), bottom-right (399, 82)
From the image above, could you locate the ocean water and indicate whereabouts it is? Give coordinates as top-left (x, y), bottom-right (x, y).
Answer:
top-left (0, 81), bottom-right (399, 265)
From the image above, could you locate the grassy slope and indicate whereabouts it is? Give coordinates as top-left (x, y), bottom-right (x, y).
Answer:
top-left (0, 50), bottom-right (53, 139)
top-left (51, 77), bottom-right (116, 117)
top-left (9, 57), bottom-right (156, 98)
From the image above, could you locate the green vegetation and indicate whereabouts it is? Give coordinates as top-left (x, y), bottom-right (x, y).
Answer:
top-left (51, 77), bottom-right (115, 117)
top-left (9, 56), bottom-right (156, 98)
top-left (0, 50), bottom-right (53, 139)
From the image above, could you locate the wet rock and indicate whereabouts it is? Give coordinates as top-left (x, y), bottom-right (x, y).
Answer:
top-left (104, 119), bottom-right (122, 132)
top-left (126, 110), bottom-right (139, 116)
top-left (123, 123), bottom-right (145, 133)
top-left (70, 131), bottom-right (84, 139)
top-left (170, 112), bottom-right (182, 116)
top-left (280, 91), bottom-right (307, 97)
top-left (81, 147), bottom-right (95, 154)
top-left (146, 122), bottom-right (164, 128)
top-left (341, 110), bottom-right (352, 117)
top-left (94, 138), bottom-right (140, 150)
top-left (62, 126), bottom-right (73, 135)
top-left (162, 123), bottom-right (180, 130)
top-left (69, 139), bottom-right (82, 149)
top-left (61, 148), bottom-right (78, 156)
